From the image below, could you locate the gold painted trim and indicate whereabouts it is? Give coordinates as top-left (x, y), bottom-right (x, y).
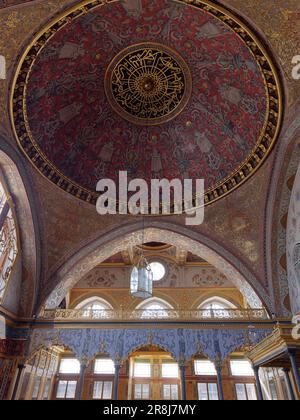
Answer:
top-left (10, 0), bottom-right (283, 210)
top-left (104, 42), bottom-right (193, 126)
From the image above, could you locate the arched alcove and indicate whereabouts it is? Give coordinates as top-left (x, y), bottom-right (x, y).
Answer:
top-left (0, 136), bottom-right (41, 316)
top-left (42, 221), bottom-right (271, 313)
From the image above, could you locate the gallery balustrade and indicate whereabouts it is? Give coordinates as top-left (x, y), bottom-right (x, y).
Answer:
top-left (40, 308), bottom-right (269, 321)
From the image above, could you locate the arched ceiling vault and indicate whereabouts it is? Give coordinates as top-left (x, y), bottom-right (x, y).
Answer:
top-left (42, 221), bottom-right (271, 313)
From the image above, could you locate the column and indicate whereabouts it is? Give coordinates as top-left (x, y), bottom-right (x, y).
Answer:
top-left (11, 363), bottom-right (26, 400)
top-left (113, 363), bottom-right (121, 400)
top-left (288, 351), bottom-right (300, 396)
top-left (179, 362), bottom-right (186, 401)
top-left (283, 368), bottom-right (295, 401)
top-left (253, 366), bottom-right (264, 401)
top-left (75, 360), bottom-right (88, 400)
top-left (215, 361), bottom-right (224, 401)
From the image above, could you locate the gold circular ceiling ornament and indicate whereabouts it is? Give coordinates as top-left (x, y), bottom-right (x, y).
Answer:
top-left (104, 43), bottom-right (192, 126)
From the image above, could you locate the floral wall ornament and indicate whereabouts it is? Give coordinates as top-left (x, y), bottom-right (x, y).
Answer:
top-left (25, 326), bottom-right (271, 364)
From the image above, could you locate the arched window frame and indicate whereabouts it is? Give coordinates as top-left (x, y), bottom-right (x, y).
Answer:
top-left (0, 169), bottom-right (18, 304)
top-left (135, 297), bottom-right (174, 319)
top-left (198, 297), bottom-right (237, 318)
top-left (74, 296), bottom-right (113, 319)
top-left (75, 296), bottom-right (113, 311)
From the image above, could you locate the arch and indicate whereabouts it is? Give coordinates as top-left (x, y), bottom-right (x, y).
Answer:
top-left (198, 297), bottom-right (238, 310)
top-left (125, 343), bottom-right (176, 362)
top-left (74, 296), bottom-right (113, 310)
top-left (42, 221), bottom-right (270, 312)
top-left (135, 297), bottom-right (175, 319)
top-left (135, 297), bottom-right (174, 311)
top-left (287, 162), bottom-right (300, 314)
top-left (0, 135), bottom-right (42, 316)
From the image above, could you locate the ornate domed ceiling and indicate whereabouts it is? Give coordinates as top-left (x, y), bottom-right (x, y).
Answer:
top-left (11, 0), bottom-right (282, 207)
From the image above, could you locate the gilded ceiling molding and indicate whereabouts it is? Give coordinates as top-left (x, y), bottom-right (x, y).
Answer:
top-left (10, 0), bottom-right (283, 210)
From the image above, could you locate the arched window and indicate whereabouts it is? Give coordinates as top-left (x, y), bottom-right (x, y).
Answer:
top-left (0, 171), bottom-right (17, 304)
top-left (75, 297), bottom-right (113, 318)
top-left (135, 298), bottom-right (174, 319)
top-left (198, 297), bottom-right (237, 318)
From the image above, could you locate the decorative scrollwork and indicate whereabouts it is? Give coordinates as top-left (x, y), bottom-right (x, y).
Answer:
top-left (105, 43), bottom-right (192, 125)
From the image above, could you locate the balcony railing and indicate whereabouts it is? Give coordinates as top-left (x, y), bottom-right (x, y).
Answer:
top-left (40, 308), bottom-right (270, 321)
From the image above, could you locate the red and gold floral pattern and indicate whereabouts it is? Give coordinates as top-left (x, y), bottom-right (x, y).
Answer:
top-left (11, 0), bottom-right (281, 207)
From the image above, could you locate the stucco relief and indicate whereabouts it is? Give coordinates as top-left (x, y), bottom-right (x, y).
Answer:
top-left (43, 223), bottom-right (270, 312)
top-left (74, 264), bottom-right (231, 289)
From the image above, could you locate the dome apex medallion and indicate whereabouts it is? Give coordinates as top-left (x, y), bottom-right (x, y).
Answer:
top-left (105, 43), bottom-right (192, 126)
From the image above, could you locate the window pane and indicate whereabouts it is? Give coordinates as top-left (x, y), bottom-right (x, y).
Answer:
top-left (269, 381), bottom-right (278, 400)
top-left (142, 384), bottom-right (150, 400)
top-left (59, 359), bottom-right (80, 374)
top-left (163, 385), bottom-right (171, 400)
top-left (32, 377), bottom-right (41, 400)
top-left (231, 360), bottom-right (254, 377)
top-left (93, 381), bottom-right (103, 399)
top-left (56, 381), bottom-right (67, 399)
top-left (171, 385), bottom-right (179, 400)
top-left (0, 209), bottom-right (18, 302)
top-left (102, 382), bottom-right (113, 400)
top-left (208, 383), bottom-right (219, 400)
top-left (66, 381), bottom-right (77, 399)
top-left (162, 363), bottom-right (179, 378)
top-left (236, 384), bottom-right (247, 400)
top-left (194, 360), bottom-right (217, 376)
top-left (43, 379), bottom-right (51, 400)
top-left (149, 262), bottom-right (166, 281)
top-left (246, 384), bottom-right (257, 400)
top-left (134, 363), bottom-right (151, 378)
top-left (0, 180), bottom-right (6, 213)
top-left (134, 384), bottom-right (142, 399)
top-left (198, 383), bottom-right (208, 400)
top-left (94, 359), bottom-right (115, 375)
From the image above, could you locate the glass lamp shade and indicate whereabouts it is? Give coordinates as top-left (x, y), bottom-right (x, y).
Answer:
top-left (130, 257), bottom-right (153, 299)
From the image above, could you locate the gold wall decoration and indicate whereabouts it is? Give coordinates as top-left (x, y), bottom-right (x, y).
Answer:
top-left (105, 43), bottom-right (192, 126)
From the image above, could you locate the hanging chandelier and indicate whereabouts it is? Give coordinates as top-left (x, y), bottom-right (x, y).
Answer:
top-left (130, 253), bottom-right (153, 299)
